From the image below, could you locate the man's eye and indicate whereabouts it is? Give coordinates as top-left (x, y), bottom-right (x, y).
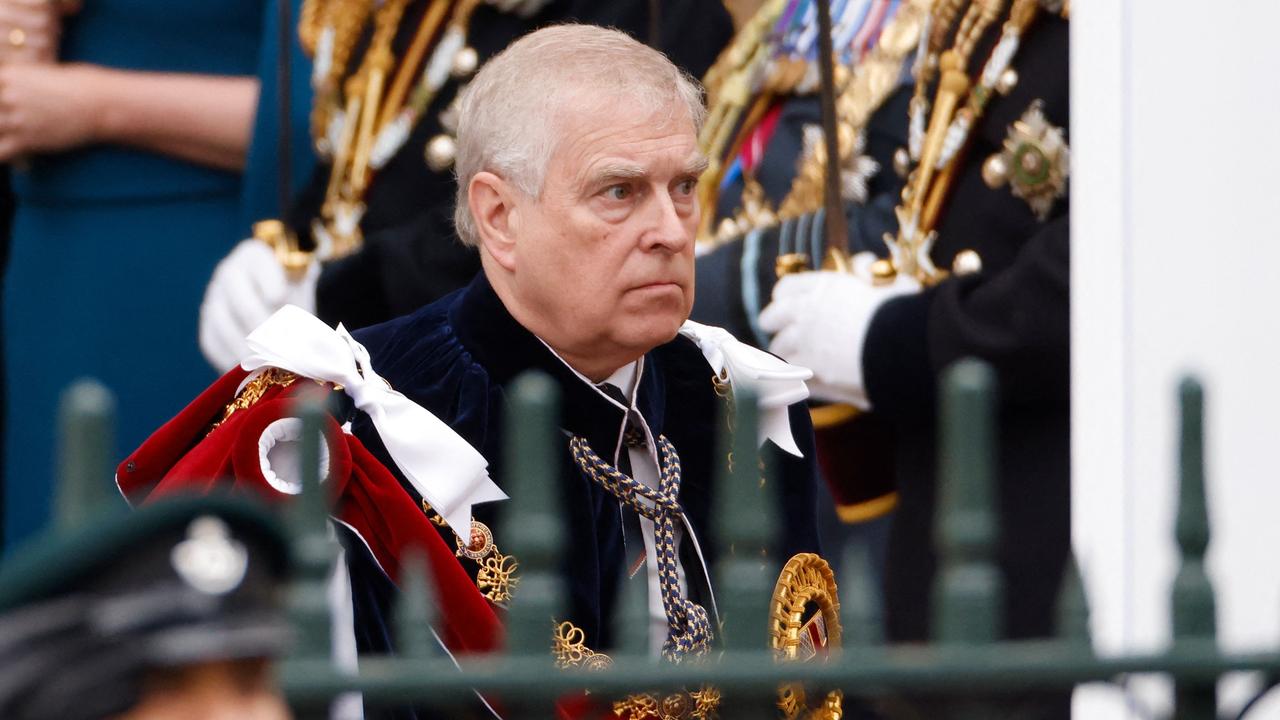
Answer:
top-left (674, 178), bottom-right (697, 196)
top-left (605, 184), bottom-right (631, 200)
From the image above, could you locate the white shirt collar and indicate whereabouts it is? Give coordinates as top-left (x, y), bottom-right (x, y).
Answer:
top-left (533, 337), bottom-right (642, 412)
top-left (600, 361), bottom-right (638, 403)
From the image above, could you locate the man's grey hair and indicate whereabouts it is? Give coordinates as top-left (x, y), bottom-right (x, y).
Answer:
top-left (452, 24), bottom-right (707, 247)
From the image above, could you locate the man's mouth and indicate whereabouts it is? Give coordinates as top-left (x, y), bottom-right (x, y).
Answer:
top-left (631, 280), bottom-right (682, 291)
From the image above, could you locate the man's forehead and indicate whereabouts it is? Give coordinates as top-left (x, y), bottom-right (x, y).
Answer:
top-left (552, 97), bottom-right (700, 181)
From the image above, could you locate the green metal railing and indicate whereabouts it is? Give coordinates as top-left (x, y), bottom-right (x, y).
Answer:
top-left (51, 362), bottom-right (1280, 718)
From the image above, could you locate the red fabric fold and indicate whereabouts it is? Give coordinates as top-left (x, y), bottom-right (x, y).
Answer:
top-left (116, 369), bottom-right (502, 656)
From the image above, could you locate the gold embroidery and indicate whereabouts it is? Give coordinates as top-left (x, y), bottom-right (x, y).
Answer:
top-left (888, 0), bottom-right (1044, 285)
top-left (208, 368), bottom-right (300, 435)
top-left (613, 695), bottom-right (660, 717)
top-left (711, 369), bottom-right (732, 406)
top-left (812, 690), bottom-right (845, 720)
top-left (552, 621), bottom-right (613, 671)
top-left (549, 621), bottom-right (720, 718)
top-left (613, 687), bottom-right (720, 719)
top-left (689, 687), bottom-right (721, 718)
top-left (307, 0), bottom-right (375, 156)
top-left (476, 552), bottom-right (519, 606)
top-left (422, 498), bottom-right (448, 527)
top-left (778, 688), bottom-right (845, 720)
top-left (779, 685), bottom-right (807, 718)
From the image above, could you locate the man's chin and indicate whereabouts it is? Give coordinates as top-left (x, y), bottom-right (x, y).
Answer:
top-left (614, 286), bottom-right (690, 343)
top-left (622, 311), bottom-right (687, 353)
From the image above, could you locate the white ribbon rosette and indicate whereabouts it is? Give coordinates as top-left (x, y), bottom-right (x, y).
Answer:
top-left (677, 319), bottom-right (813, 457)
top-left (240, 305), bottom-right (506, 537)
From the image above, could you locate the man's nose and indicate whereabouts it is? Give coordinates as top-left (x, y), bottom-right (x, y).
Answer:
top-left (641, 188), bottom-right (694, 252)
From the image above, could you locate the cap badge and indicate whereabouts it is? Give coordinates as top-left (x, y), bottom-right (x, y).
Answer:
top-left (170, 516), bottom-right (250, 595)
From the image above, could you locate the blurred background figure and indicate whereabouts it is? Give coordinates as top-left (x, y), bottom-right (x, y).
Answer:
top-left (1, 0), bottom-right (315, 549)
top-left (689, 0), bottom-right (922, 618)
top-left (0, 0), bottom-right (68, 551)
top-left (692, 7), bottom-right (1071, 716)
top-left (0, 495), bottom-right (293, 720)
top-left (758, 3), bottom-right (1070, 659)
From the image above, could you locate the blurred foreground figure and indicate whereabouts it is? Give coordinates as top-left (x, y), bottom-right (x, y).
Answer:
top-left (0, 495), bottom-right (293, 720)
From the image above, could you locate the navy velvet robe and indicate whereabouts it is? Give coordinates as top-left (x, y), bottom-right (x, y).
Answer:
top-left (343, 273), bottom-right (822, 660)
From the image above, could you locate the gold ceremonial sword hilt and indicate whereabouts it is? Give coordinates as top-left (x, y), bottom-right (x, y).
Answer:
top-left (253, 219), bottom-right (313, 281)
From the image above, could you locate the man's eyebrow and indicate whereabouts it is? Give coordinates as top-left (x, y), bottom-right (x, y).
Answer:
top-left (583, 162), bottom-right (648, 187)
top-left (581, 155), bottom-right (710, 189)
top-left (684, 155), bottom-right (710, 177)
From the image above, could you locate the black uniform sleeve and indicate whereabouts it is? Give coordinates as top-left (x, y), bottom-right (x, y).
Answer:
top-left (862, 12), bottom-right (1070, 424)
top-left (862, 214), bottom-right (1070, 422)
top-left (315, 209), bottom-right (479, 329)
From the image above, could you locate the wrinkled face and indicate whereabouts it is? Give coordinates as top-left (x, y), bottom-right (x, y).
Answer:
top-left (506, 93), bottom-right (704, 374)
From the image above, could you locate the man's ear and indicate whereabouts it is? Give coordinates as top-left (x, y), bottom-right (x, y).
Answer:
top-left (469, 171), bottom-right (519, 272)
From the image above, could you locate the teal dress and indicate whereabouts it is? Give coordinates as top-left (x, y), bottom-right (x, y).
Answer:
top-left (3, 0), bottom-right (314, 547)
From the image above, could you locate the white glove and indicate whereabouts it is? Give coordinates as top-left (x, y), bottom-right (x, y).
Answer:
top-left (199, 238), bottom-right (320, 372)
top-left (758, 259), bottom-right (921, 409)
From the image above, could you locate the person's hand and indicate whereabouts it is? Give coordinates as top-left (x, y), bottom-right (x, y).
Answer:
top-left (759, 261), bottom-right (921, 409)
top-left (199, 239), bottom-right (320, 372)
top-left (0, 0), bottom-right (74, 64)
top-left (0, 62), bottom-right (101, 160)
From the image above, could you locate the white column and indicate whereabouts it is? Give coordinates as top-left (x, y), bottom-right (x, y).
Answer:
top-left (1072, 1), bottom-right (1280, 717)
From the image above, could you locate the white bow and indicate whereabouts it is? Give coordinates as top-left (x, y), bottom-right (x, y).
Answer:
top-left (240, 305), bottom-right (506, 537)
top-left (677, 319), bottom-right (812, 457)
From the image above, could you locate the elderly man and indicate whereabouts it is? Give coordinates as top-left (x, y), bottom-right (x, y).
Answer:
top-left (121, 23), bottom-right (821, 672)
top-left (348, 23), bottom-right (822, 661)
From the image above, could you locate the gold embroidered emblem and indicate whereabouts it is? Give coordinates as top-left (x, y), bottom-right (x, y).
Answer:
top-left (455, 520), bottom-right (494, 561)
